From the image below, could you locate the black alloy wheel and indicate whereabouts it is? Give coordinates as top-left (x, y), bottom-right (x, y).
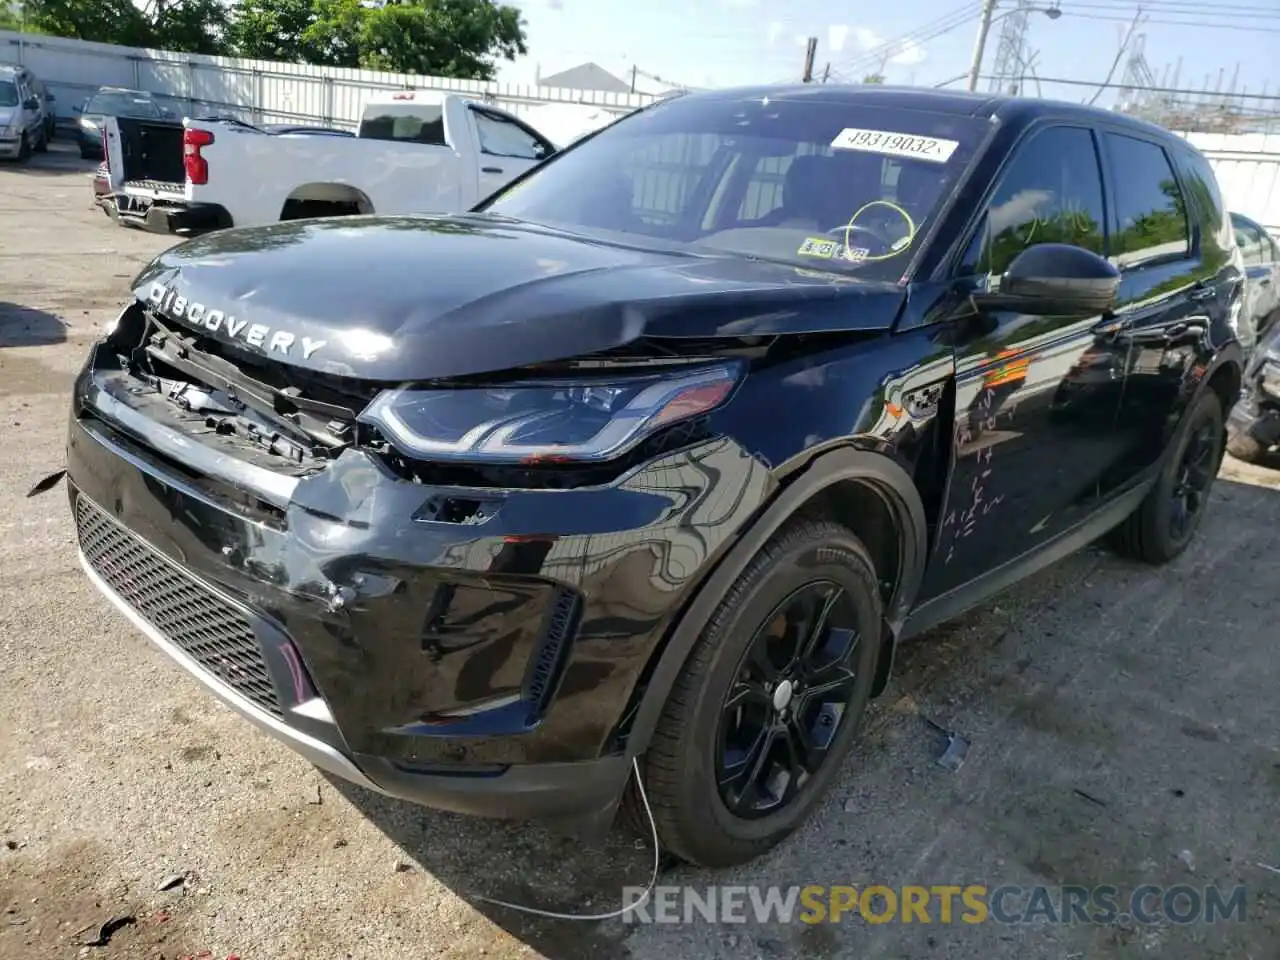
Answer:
top-left (631, 518), bottom-right (883, 868)
top-left (716, 581), bottom-right (862, 818)
top-left (1110, 388), bottom-right (1225, 564)
top-left (1169, 418), bottom-right (1216, 541)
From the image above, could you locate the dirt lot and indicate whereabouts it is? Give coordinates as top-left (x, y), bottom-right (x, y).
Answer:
top-left (2, 143), bottom-right (1279, 960)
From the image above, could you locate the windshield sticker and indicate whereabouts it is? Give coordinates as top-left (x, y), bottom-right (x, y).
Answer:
top-left (831, 128), bottom-right (959, 164)
top-left (797, 237), bottom-right (840, 259)
top-left (842, 246), bottom-right (871, 263)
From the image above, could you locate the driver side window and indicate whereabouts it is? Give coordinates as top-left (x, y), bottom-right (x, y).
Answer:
top-left (471, 108), bottom-right (553, 161)
top-left (960, 125), bottom-right (1107, 278)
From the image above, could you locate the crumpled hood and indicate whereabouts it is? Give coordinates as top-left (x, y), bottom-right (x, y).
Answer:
top-left (131, 213), bottom-right (907, 381)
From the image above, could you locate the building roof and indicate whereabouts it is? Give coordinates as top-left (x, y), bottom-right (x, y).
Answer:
top-left (538, 62), bottom-right (633, 94)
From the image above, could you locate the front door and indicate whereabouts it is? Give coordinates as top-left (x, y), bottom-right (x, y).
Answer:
top-left (919, 123), bottom-right (1130, 602)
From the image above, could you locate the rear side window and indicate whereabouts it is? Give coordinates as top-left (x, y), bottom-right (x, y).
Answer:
top-left (960, 125), bottom-right (1107, 277)
top-left (1176, 145), bottom-right (1234, 266)
top-left (1104, 133), bottom-right (1190, 268)
top-left (359, 104), bottom-right (446, 145)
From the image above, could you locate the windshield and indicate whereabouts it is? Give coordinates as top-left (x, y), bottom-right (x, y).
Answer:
top-left (86, 92), bottom-right (161, 118)
top-left (0, 81), bottom-right (17, 109)
top-left (481, 92), bottom-right (991, 281)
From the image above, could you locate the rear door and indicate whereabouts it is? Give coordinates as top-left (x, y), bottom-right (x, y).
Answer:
top-left (920, 122), bottom-right (1128, 601)
top-left (1099, 131), bottom-right (1238, 489)
top-left (469, 106), bottom-right (555, 199)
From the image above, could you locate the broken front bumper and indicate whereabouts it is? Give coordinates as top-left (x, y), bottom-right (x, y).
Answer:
top-left (66, 343), bottom-right (772, 819)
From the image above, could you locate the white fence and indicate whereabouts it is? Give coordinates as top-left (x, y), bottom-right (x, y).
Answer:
top-left (0, 29), bottom-right (655, 130)
top-left (1178, 131), bottom-right (1280, 240)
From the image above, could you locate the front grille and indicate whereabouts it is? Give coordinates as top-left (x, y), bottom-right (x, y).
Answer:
top-left (75, 496), bottom-right (282, 717)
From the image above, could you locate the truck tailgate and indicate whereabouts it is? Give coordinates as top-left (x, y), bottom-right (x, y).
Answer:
top-left (108, 116), bottom-right (187, 194)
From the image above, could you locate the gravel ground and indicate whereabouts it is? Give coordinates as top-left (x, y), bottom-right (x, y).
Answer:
top-left (2, 143), bottom-right (1279, 960)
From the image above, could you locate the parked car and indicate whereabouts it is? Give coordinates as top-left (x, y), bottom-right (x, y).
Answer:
top-left (75, 86), bottom-right (170, 160)
top-left (1, 63), bottom-right (57, 142)
top-left (0, 63), bottom-right (50, 160)
top-left (100, 90), bottom-right (557, 233)
top-left (1231, 211), bottom-right (1280, 338)
top-left (1227, 316), bottom-right (1280, 462)
top-left (63, 85), bottom-right (1245, 868)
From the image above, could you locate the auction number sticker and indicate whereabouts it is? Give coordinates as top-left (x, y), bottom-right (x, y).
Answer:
top-left (831, 128), bottom-right (959, 164)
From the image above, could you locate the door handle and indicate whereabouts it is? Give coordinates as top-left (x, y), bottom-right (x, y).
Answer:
top-left (481, 166), bottom-right (504, 174)
top-left (1188, 283), bottom-right (1215, 302)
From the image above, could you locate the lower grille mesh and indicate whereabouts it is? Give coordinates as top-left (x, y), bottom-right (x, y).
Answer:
top-left (76, 496), bottom-right (282, 717)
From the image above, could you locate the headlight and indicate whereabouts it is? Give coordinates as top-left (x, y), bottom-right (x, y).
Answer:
top-left (358, 362), bottom-right (742, 464)
top-left (78, 117), bottom-right (97, 131)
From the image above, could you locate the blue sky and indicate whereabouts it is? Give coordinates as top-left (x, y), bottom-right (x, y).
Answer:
top-left (497, 0), bottom-right (1279, 107)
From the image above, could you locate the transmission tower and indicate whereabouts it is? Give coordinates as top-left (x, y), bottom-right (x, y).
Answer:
top-left (988, 0), bottom-right (1031, 94)
top-left (1115, 33), bottom-right (1158, 115)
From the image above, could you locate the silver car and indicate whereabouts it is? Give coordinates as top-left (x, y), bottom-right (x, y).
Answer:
top-left (0, 64), bottom-right (49, 161)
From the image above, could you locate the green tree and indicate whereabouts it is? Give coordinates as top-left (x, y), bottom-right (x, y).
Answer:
top-left (302, 0), bottom-right (365, 67)
top-left (223, 0), bottom-right (318, 62)
top-left (360, 0), bottom-right (526, 78)
top-left (21, 0), bottom-right (154, 45)
top-left (862, 73), bottom-right (885, 84)
top-left (151, 0), bottom-right (226, 55)
top-left (20, 0), bottom-right (228, 52)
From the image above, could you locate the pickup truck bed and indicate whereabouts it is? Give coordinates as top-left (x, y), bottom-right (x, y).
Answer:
top-left (102, 93), bottom-right (560, 235)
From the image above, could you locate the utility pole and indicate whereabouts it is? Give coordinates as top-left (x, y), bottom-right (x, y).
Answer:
top-left (822, 63), bottom-right (831, 83)
top-left (802, 37), bottom-right (818, 83)
top-left (631, 64), bottom-right (638, 94)
top-left (967, 0), bottom-right (998, 92)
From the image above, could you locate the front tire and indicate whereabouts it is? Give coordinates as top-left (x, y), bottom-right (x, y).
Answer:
top-left (33, 128), bottom-right (48, 154)
top-left (633, 518), bottom-right (883, 867)
top-left (1110, 389), bottom-right (1225, 564)
top-left (16, 131), bottom-right (31, 163)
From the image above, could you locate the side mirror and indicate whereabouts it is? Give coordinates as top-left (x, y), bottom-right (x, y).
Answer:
top-left (984, 243), bottom-right (1121, 315)
top-left (23, 97), bottom-right (39, 110)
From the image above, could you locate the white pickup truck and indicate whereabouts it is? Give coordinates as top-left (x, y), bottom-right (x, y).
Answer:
top-left (103, 91), bottom-right (564, 234)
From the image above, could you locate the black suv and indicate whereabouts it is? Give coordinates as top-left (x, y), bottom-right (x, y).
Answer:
top-left (63, 85), bottom-right (1244, 868)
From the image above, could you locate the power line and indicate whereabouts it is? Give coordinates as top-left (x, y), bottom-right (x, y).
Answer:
top-left (1066, 11), bottom-right (1280, 32)
top-left (977, 73), bottom-right (1280, 101)
top-left (1067, 0), bottom-right (1280, 14)
top-left (828, 4), bottom-right (979, 77)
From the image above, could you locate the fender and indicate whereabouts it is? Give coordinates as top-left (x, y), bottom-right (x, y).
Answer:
top-left (1185, 340), bottom-right (1243, 446)
top-left (623, 446), bottom-right (930, 758)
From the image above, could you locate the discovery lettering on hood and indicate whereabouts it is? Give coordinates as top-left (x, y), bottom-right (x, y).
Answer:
top-left (146, 281), bottom-right (328, 360)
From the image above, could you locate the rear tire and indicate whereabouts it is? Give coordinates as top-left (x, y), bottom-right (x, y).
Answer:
top-left (628, 518), bottom-right (883, 868)
top-left (1109, 389), bottom-right (1225, 564)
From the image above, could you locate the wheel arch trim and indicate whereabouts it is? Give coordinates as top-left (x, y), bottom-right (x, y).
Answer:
top-left (623, 446), bottom-right (929, 758)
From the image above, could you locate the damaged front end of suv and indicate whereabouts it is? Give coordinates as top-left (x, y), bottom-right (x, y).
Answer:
top-left (64, 85), bottom-right (999, 867)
